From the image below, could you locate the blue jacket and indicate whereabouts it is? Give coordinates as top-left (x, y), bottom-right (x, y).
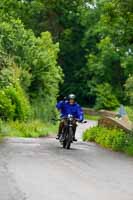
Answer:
top-left (56, 100), bottom-right (84, 121)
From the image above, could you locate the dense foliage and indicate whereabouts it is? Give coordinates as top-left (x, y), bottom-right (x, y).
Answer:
top-left (0, 119), bottom-right (58, 138)
top-left (126, 106), bottom-right (133, 122)
top-left (0, 12), bottom-right (62, 121)
top-left (0, 0), bottom-right (132, 122)
top-left (125, 76), bottom-right (133, 106)
top-left (83, 126), bottom-right (133, 155)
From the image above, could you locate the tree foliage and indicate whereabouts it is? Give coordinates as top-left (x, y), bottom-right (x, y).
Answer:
top-left (125, 76), bottom-right (133, 106)
top-left (0, 0), bottom-right (132, 114)
top-left (0, 10), bottom-right (62, 121)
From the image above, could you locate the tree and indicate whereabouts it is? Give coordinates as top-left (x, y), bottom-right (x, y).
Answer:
top-left (77, 0), bottom-right (133, 106)
top-left (125, 76), bottom-right (133, 106)
top-left (0, 0), bottom-right (132, 110)
top-left (0, 17), bottom-right (62, 120)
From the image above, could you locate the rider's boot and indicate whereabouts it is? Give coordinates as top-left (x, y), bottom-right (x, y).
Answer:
top-left (56, 124), bottom-right (62, 139)
top-left (73, 132), bottom-right (77, 142)
top-left (56, 132), bottom-right (61, 140)
top-left (56, 134), bottom-right (60, 140)
top-left (56, 132), bottom-right (64, 140)
top-left (73, 137), bottom-right (77, 142)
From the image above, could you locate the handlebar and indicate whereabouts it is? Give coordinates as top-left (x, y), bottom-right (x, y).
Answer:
top-left (52, 118), bottom-right (87, 123)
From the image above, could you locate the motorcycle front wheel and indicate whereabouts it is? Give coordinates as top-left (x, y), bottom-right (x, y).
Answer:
top-left (65, 127), bottom-right (73, 149)
top-left (63, 140), bottom-right (66, 148)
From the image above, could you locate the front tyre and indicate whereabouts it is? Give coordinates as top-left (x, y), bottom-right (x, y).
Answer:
top-left (66, 127), bottom-right (73, 149)
top-left (63, 140), bottom-right (66, 148)
top-left (66, 142), bottom-right (71, 149)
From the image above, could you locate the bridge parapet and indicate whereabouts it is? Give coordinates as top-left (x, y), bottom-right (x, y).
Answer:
top-left (98, 117), bottom-right (132, 133)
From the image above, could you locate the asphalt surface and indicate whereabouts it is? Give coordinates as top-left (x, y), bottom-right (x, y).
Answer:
top-left (0, 120), bottom-right (133, 200)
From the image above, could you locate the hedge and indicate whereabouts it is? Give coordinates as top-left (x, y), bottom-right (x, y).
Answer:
top-left (83, 126), bottom-right (133, 156)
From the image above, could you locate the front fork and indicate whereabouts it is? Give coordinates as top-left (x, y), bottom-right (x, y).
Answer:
top-left (61, 124), bottom-right (73, 140)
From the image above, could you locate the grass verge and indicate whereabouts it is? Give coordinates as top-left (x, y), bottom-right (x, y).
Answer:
top-left (84, 114), bottom-right (100, 121)
top-left (83, 126), bottom-right (133, 156)
top-left (126, 106), bottom-right (133, 122)
top-left (0, 119), bottom-right (58, 138)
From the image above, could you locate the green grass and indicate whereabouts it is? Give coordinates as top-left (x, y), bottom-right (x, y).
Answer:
top-left (83, 126), bottom-right (133, 156)
top-left (126, 106), bottom-right (133, 122)
top-left (84, 114), bottom-right (101, 121)
top-left (0, 120), bottom-right (58, 138)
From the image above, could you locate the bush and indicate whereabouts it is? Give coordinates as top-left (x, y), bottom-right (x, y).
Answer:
top-left (111, 130), bottom-right (126, 151)
top-left (5, 84), bottom-right (31, 121)
top-left (83, 126), bottom-right (133, 155)
top-left (125, 75), bottom-right (133, 106)
top-left (83, 126), bottom-right (100, 142)
top-left (0, 119), bottom-right (3, 133)
top-left (124, 133), bottom-right (133, 156)
top-left (32, 97), bottom-right (58, 122)
top-left (0, 85), bottom-right (31, 121)
top-left (0, 120), bottom-right (58, 138)
top-left (0, 90), bottom-right (15, 120)
top-left (8, 120), bottom-right (48, 137)
top-left (0, 19), bottom-right (62, 123)
top-left (95, 83), bottom-right (119, 110)
top-left (126, 106), bottom-right (133, 122)
top-left (0, 62), bottom-right (31, 121)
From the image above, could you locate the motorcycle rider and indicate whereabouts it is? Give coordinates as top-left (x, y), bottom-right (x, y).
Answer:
top-left (56, 94), bottom-right (84, 141)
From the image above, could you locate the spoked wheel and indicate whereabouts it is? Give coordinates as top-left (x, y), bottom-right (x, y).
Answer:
top-left (66, 141), bottom-right (71, 149)
top-left (65, 127), bottom-right (73, 149)
top-left (61, 128), bottom-right (67, 148)
top-left (61, 127), bottom-right (73, 149)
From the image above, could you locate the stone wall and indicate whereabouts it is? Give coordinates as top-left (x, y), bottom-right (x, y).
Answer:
top-left (98, 117), bottom-right (132, 133)
top-left (83, 108), bottom-right (116, 118)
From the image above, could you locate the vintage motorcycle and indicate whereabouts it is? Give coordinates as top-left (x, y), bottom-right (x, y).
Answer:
top-left (59, 114), bottom-right (86, 149)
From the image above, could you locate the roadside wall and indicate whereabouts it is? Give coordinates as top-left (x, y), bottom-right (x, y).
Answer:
top-left (83, 108), bottom-right (132, 133)
top-left (83, 108), bottom-right (116, 118)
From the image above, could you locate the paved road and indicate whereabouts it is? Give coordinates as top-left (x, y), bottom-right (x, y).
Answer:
top-left (0, 121), bottom-right (133, 200)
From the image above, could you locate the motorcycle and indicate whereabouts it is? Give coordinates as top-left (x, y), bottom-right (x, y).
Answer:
top-left (59, 114), bottom-right (87, 149)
